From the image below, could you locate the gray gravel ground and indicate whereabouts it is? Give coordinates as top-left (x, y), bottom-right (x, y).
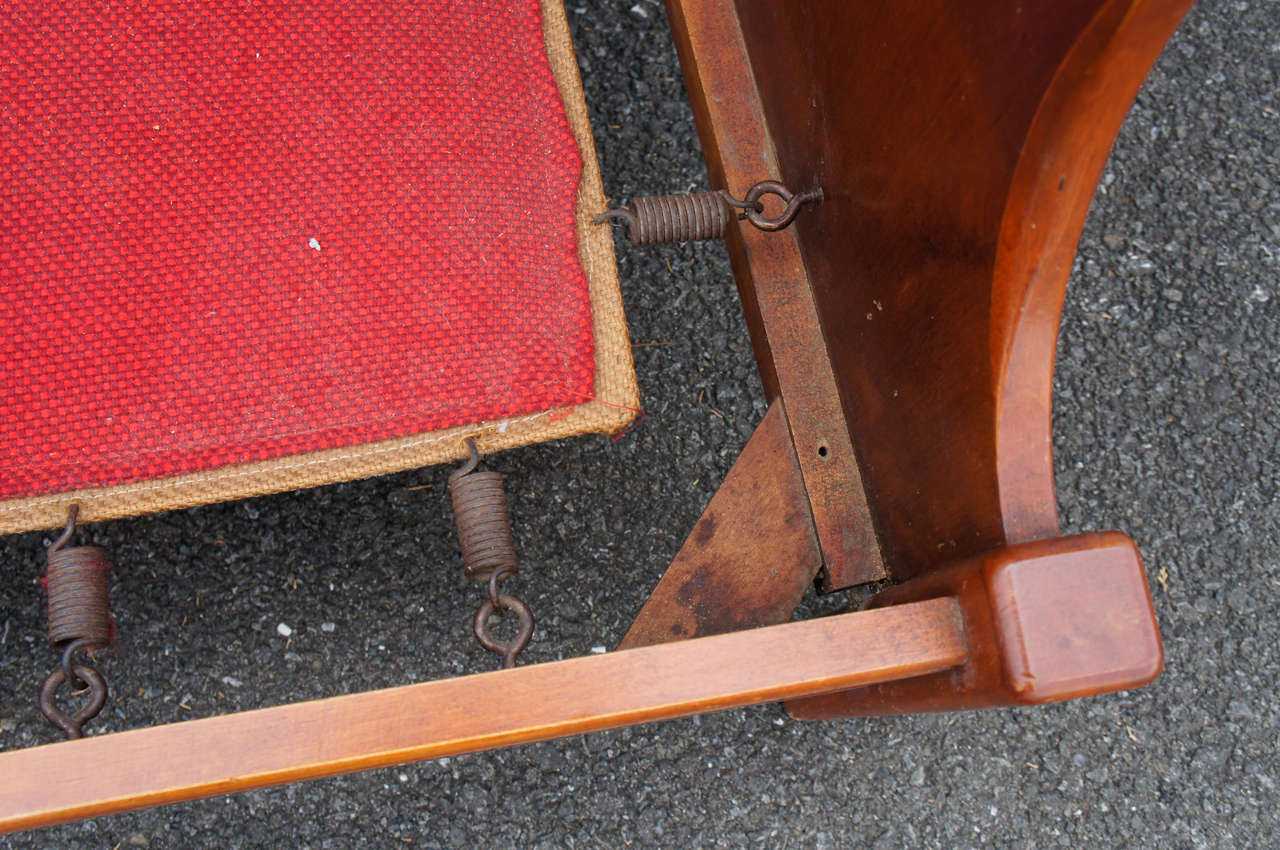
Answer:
top-left (3, 0), bottom-right (1278, 847)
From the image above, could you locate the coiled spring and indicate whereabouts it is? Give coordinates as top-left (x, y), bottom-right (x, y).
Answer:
top-left (594, 179), bottom-right (822, 245)
top-left (449, 443), bottom-right (518, 582)
top-left (449, 439), bottom-right (533, 668)
top-left (597, 191), bottom-right (733, 245)
top-left (46, 545), bottom-right (113, 650)
top-left (38, 505), bottom-right (113, 739)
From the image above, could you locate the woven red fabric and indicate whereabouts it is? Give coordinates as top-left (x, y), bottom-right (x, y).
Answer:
top-left (0, 0), bottom-right (594, 500)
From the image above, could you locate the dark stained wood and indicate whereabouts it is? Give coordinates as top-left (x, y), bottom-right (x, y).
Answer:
top-left (0, 598), bottom-right (966, 834)
top-left (787, 533), bottom-right (1161, 718)
top-left (664, 0), bottom-right (885, 590)
top-left (619, 399), bottom-right (821, 649)
top-left (713, 0), bottom-right (1193, 580)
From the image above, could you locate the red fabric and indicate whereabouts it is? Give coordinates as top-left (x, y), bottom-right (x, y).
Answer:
top-left (0, 1), bottom-right (594, 500)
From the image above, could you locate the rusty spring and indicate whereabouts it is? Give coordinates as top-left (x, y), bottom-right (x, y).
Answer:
top-left (449, 441), bottom-right (517, 582)
top-left (449, 439), bottom-right (533, 668)
top-left (38, 505), bottom-right (113, 739)
top-left (595, 190), bottom-right (733, 245)
top-left (593, 179), bottom-right (822, 245)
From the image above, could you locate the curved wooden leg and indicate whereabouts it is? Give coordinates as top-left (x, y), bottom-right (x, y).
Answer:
top-left (666, 0), bottom-right (1188, 715)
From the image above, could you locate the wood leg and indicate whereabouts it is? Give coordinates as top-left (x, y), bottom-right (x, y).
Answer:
top-left (786, 533), bottom-right (1161, 718)
top-left (664, 0), bottom-right (1187, 716)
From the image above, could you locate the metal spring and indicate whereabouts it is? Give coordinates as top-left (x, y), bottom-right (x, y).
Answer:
top-left (449, 440), bottom-right (518, 582)
top-left (45, 511), bottom-right (113, 650)
top-left (595, 191), bottom-right (732, 245)
top-left (594, 179), bottom-right (823, 245)
top-left (38, 505), bottom-right (113, 739)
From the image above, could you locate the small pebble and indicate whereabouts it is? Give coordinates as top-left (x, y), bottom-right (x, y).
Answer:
top-left (910, 766), bottom-right (926, 786)
top-left (321, 621), bottom-right (336, 633)
top-left (220, 675), bottom-right (243, 688)
top-left (277, 623), bottom-right (293, 637)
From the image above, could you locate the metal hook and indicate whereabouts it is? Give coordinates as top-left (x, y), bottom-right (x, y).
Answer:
top-left (48, 504), bottom-right (79, 554)
top-left (472, 594), bottom-right (535, 669)
top-left (38, 664), bottom-right (108, 740)
top-left (591, 208), bottom-right (638, 229)
top-left (487, 565), bottom-right (518, 608)
top-left (449, 437), bottom-right (482, 483)
top-left (59, 636), bottom-right (98, 693)
top-left (739, 181), bottom-right (824, 232)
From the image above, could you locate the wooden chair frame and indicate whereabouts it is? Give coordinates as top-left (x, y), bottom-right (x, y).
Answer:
top-left (0, 0), bottom-right (1189, 831)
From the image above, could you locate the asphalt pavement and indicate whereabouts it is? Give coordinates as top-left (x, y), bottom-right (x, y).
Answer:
top-left (2, 0), bottom-right (1277, 847)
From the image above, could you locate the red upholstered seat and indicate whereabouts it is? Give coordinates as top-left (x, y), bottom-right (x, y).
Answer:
top-left (1, 0), bottom-right (595, 503)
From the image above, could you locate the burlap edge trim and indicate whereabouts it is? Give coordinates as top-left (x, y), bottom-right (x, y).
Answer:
top-left (0, 0), bottom-right (638, 534)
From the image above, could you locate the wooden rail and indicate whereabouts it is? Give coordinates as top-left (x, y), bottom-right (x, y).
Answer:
top-left (0, 597), bottom-right (964, 834)
top-left (664, 0), bottom-right (885, 590)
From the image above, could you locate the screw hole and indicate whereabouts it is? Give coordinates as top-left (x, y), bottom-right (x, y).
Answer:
top-left (817, 445), bottom-right (829, 458)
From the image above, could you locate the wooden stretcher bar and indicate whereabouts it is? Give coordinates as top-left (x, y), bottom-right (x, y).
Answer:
top-left (0, 598), bottom-right (965, 834)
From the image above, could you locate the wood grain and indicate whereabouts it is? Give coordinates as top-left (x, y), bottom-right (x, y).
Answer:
top-left (664, 0), bottom-right (885, 590)
top-left (787, 533), bottom-right (1160, 718)
top-left (724, 0), bottom-right (1192, 579)
top-left (619, 399), bottom-right (822, 648)
top-left (0, 597), bottom-right (965, 834)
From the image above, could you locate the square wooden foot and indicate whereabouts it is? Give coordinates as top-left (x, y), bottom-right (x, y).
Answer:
top-left (787, 532), bottom-right (1162, 718)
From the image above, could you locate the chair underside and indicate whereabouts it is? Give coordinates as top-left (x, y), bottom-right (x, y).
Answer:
top-left (0, 0), bottom-right (1187, 832)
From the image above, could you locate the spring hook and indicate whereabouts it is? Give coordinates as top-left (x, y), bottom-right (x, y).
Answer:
top-left (38, 505), bottom-right (114, 739)
top-left (449, 439), bottom-right (534, 668)
top-left (593, 179), bottom-right (822, 245)
top-left (472, 566), bottom-right (534, 669)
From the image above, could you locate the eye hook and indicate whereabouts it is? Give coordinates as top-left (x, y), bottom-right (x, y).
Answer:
top-left (737, 180), bottom-right (824, 232)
